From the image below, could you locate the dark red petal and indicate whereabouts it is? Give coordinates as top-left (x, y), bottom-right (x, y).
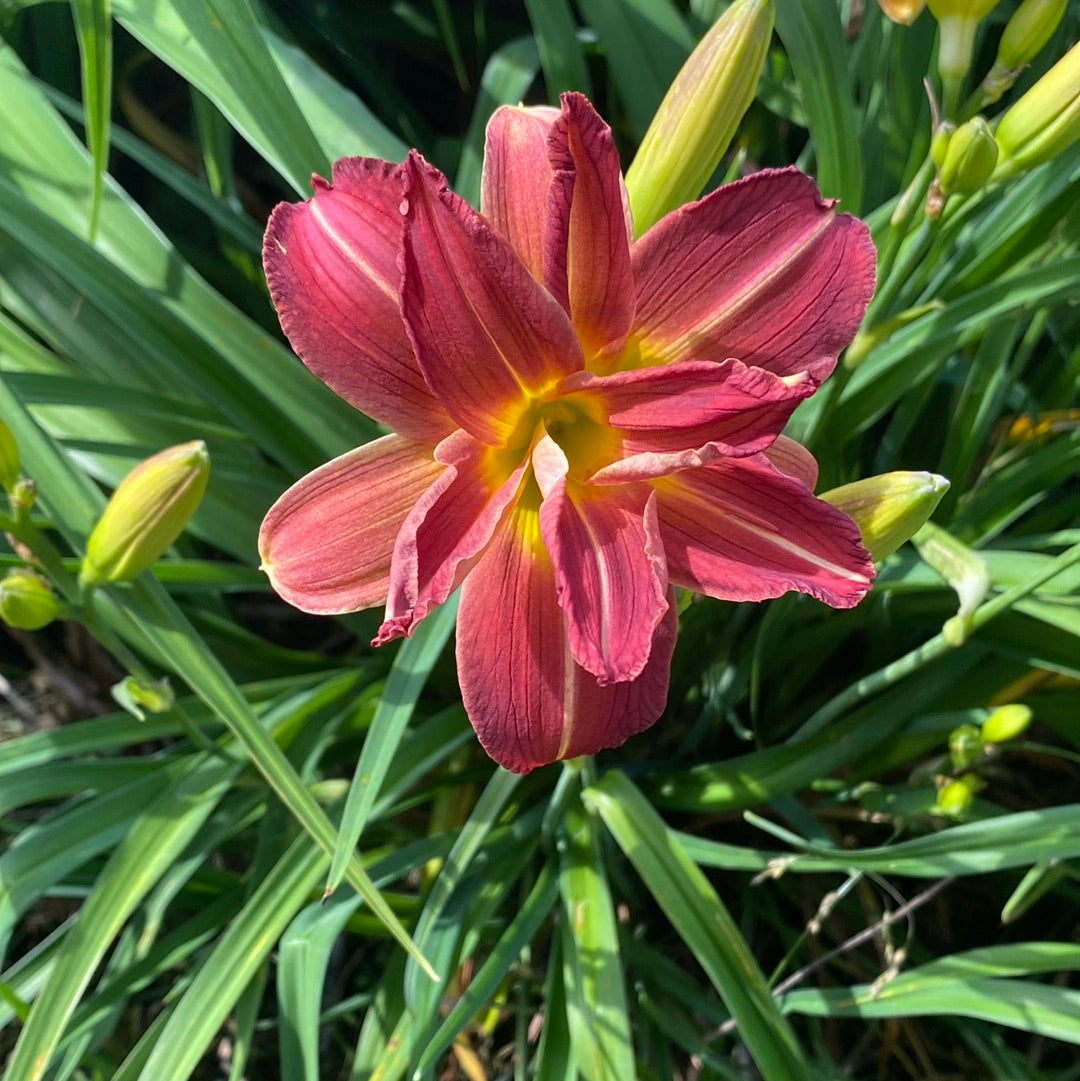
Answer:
top-left (544, 93), bottom-right (635, 361)
top-left (457, 499), bottom-right (677, 773)
top-left (258, 434), bottom-right (442, 614)
top-left (655, 455), bottom-right (874, 608)
top-left (400, 153), bottom-right (584, 446)
top-left (481, 104), bottom-right (560, 280)
top-left (534, 436), bottom-right (668, 683)
top-left (631, 168), bottom-right (876, 380)
top-left (263, 158), bottom-right (452, 442)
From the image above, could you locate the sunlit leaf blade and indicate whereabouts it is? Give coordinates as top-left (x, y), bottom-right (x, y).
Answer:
top-left (3, 754), bottom-right (237, 1081)
top-left (558, 793), bottom-right (635, 1081)
top-left (585, 771), bottom-right (812, 1080)
top-left (134, 835), bottom-right (327, 1080)
top-left (326, 597), bottom-right (457, 896)
top-left (774, 0), bottom-right (862, 211)
top-left (68, 0), bottom-right (111, 240)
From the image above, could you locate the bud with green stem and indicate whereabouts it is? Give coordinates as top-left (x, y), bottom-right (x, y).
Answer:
top-left (79, 440), bottom-right (209, 589)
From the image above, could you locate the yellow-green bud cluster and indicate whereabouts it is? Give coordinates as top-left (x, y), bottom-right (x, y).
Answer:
top-left (993, 41), bottom-right (1080, 177)
top-left (80, 440), bottom-right (210, 588)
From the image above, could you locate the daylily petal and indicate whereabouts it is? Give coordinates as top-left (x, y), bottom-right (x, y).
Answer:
top-left (764, 434), bottom-right (820, 489)
top-left (558, 359), bottom-right (813, 483)
top-left (375, 429), bottom-right (528, 643)
top-left (544, 93), bottom-right (635, 360)
top-left (258, 434), bottom-right (442, 614)
top-left (400, 152), bottom-right (584, 446)
top-left (630, 168), bottom-right (876, 380)
top-left (654, 455), bottom-right (874, 608)
top-left (533, 436), bottom-right (668, 683)
top-left (457, 496), bottom-right (677, 773)
top-left (481, 104), bottom-right (560, 281)
top-left (264, 158), bottom-right (453, 442)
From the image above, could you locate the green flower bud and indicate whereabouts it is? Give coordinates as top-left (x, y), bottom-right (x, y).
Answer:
top-left (0, 421), bottom-right (18, 494)
top-left (928, 2), bottom-right (1002, 111)
top-left (980, 703), bottom-right (1033, 744)
top-left (930, 121), bottom-right (957, 170)
top-left (80, 440), bottom-right (209, 587)
top-left (112, 675), bottom-right (175, 721)
top-left (994, 41), bottom-right (1080, 177)
top-left (948, 722), bottom-right (983, 770)
top-left (625, 0), bottom-right (774, 236)
top-left (819, 471), bottom-right (950, 562)
top-left (996, 0), bottom-right (1067, 71)
top-left (935, 772), bottom-right (983, 817)
top-left (0, 569), bottom-right (59, 631)
top-left (913, 522), bottom-right (989, 645)
top-left (937, 116), bottom-right (998, 193)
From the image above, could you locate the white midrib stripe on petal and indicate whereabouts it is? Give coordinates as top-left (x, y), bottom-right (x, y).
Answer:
top-left (310, 200), bottom-right (397, 304)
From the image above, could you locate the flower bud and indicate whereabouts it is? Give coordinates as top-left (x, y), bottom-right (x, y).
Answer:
top-left (912, 522), bottom-right (989, 645)
top-left (996, 0), bottom-right (1067, 71)
top-left (0, 421), bottom-right (19, 494)
top-left (948, 722), bottom-right (983, 770)
top-left (625, 0), bottom-right (774, 235)
top-left (877, 0), bottom-right (926, 26)
top-left (928, 2), bottom-right (1002, 110)
top-left (936, 116), bottom-right (998, 193)
top-left (112, 675), bottom-right (175, 721)
top-left (993, 41), bottom-right (1080, 177)
top-left (935, 772), bottom-right (983, 816)
top-left (0, 569), bottom-right (59, 631)
top-left (80, 440), bottom-right (209, 587)
top-left (819, 471), bottom-right (949, 562)
top-left (980, 703), bottom-right (1033, 744)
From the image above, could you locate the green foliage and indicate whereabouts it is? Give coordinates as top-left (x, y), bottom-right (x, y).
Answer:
top-left (0, 1), bottom-right (1077, 1078)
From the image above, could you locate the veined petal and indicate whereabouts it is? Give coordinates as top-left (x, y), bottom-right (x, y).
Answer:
top-left (258, 434), bottom-right (442, 615)
top-left (631, 168), bottom-right (876, 380)
top-left (482, 104), bottom-right (560, 281)
top-left (375, 429), bottom-right (528, 643)
top-left (764, 434), bottom-right (819, 489)
top-left (264, 158), bottom-right (453, 442)
top-left (544, 93), bottom-right (635, 360)
top-left (533, 436), bottom-right (668, 683)
top-left (400, 153), bottom-right (584, 445)
top-left (457, 496), bottom-right (677, 773)
top-left (655, 455), bottom-right (874, 608)
top-left (559, 359), bottom-right (813, 483)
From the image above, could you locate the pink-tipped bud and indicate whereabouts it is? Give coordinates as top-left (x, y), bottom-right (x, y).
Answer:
top-left (80, 441), bottom-right (209, 587)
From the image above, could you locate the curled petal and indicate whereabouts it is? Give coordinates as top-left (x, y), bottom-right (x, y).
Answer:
top-left (559, 359), bottom-right (813, 483)
top-left (258, 434), bottom-right (442, 614)
top-left (376, 430), bottom-right (528, 643)
top-left (264, 158), bottom-right (453, 442)
top-left (631, 168), bottom-right (876, 380)
top-left (763, 434), bottom-right (820, 489)
top-left (654, 455), bottom-right (874, 608)
top-left (457, 497), bottom-right (677, 773)
top-left (534, 436), bottom-right (668, 683)
top-left (482, 104), bottom-right (560, 280)
top-left (545, 93), bottom-right (635, 360)
top-left (401, 153), bottom-right (584, 445)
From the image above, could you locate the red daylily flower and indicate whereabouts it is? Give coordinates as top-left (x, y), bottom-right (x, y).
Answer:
top-left (259, 92), bottom-right (876, 773)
